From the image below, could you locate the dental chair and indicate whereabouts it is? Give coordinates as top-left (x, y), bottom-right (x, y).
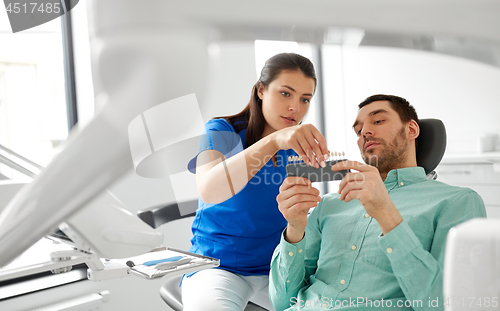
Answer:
top-left (137, 200), bottom-right (269, 311)
top-left (137, 118), bottom-right (446, 311)
top-left (416, 118), bottom-right (447, 179)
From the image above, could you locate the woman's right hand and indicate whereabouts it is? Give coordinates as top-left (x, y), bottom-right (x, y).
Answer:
top-left (271, 124), bottom-right (329, 168)
top-left (277, 176), bottom-right (321, 243)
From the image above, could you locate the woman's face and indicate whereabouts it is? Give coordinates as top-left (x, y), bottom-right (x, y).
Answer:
top-left (258, 69), bottom-right (316, 137)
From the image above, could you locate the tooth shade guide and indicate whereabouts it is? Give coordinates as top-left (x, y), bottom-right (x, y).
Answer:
top-left (285, 153), bottom-right (349, 182)
top-left (287, 151), bottom-right (347, 165)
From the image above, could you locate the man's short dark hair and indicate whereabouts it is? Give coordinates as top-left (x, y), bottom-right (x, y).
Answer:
top-left (358, 94), bottom-right (420, 149)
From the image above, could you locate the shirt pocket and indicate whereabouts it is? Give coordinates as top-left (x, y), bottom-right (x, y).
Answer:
top-left (363, 225), bottom-right (393, 273)
top-left (364, 245), bottom-right (394, 273)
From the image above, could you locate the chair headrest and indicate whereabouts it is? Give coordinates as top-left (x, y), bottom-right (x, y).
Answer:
top-left (416, 119), bottom-right (447, 175)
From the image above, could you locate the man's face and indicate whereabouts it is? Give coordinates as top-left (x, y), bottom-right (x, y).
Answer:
top-left (352, 100), bottom-right (409, 173)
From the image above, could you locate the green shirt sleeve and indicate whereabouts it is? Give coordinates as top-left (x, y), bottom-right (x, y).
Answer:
top-left (269, 200), bottom-right (323, 311)
top-left (378, 189), bottom-right (487, 311)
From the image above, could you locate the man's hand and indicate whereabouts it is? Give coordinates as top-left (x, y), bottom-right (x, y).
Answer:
top-left (331, 161), bottom-right (403, 235)
top-left (277, 177), bottom-right (321, 243)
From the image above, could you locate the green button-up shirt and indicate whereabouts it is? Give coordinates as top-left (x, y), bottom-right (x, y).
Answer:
top-left (270, 167), bottom-right (486, 311)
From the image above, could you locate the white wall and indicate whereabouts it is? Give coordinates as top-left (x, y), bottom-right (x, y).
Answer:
top-left (322, 44), bottom-right (500, 159)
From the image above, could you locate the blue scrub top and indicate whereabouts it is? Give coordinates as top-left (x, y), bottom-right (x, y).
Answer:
top-left (187, 119), bottom-right (296, 275)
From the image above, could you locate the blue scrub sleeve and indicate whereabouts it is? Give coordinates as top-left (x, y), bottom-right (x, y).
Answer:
top-left (187, 119), bottom-right (244, 173)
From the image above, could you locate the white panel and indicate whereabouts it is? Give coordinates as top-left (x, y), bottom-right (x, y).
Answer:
top-left (322, 45), bottom-right (362, 192)
top-left (338, 46), bottom-right (500, 155)
top-left (144, 94), bottom-right (204, 153)
top-left (322, 45), bottom-right (348, 153)
top-left (486, 206), bottom-right (500, 218)
top-left (466, 185), bottom-right (500, 206)
top-left (203, 41), bottom-right (257, 121)
top-left (33, 292), bottom-right (107, 311)
top-left (71, 0), bottom-right (95, 129)
top-left (127, 116), bottom-right (151, 169)
top-left (436, 163), bottom-right (500, 184)
top-left (169, 170), bottom-right (199, 216)
top-left (435, 162), bottom-right (500, 210)
top-left (254, 40), bottom-right (300, 77)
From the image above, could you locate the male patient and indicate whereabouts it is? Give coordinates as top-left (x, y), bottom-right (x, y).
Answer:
top-left (269, 94), bottom-right (486, 311)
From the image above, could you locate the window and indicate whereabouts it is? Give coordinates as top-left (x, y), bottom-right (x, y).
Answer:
top-left (0, 9), bottom-right (69, 180)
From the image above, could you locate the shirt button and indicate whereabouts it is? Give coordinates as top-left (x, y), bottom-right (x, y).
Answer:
top-left (340, 279), bottom-right (346, 285)
top-left (400, 182), bottom-right (404, 186)
top-left (288, 251), bottom-right (294, 257)
top-left (386, 247), bottom-right (393, 254)
top-left (351, 245), bottom-right (357, 251)
top-left (364, 214), bottom-right (370, 218)
top-left (298, 249), bottom-right (303, 253)
top-left (287, 280), bottom-right (290, 283)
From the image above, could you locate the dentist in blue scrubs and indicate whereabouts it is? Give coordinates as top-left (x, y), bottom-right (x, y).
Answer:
top-left (182, 53), bottom-right (329, 311)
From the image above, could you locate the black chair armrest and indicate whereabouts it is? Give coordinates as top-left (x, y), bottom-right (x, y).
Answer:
top-left (137, 200), bottom-right (197, 229)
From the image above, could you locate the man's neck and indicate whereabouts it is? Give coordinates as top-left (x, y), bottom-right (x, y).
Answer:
top-left (380, 171), bottom-right (389, 181)
top-left (379, 161), bottom-right (418, 181)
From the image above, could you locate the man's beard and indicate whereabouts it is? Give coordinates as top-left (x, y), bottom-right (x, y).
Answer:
top-left (361, 126), bottom-right (409, 174)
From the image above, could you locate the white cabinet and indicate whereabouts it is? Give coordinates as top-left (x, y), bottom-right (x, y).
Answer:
top-left (436, 155), bottom-right (500, 218)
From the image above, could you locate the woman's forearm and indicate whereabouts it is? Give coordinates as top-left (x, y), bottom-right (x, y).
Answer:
top-left (196, 133), bottom-right (279, 204)
top-left (196, 124), bottom-right (328, 204)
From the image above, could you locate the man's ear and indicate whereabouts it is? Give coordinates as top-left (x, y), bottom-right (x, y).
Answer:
top-left (257, 82), bottom-right (265, 100)
top-left (408, 119), bottom-right (420, 141)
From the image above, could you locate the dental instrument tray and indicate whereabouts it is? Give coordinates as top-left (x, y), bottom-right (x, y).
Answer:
top-left (286, 152), bottom-right (349, 182)
top-left (127, 247), bottom-right (219, 280)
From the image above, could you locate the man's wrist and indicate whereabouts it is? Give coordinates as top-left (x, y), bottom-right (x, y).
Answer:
top-left (285, 225), bottom-right (305, 244)
top-left (374, 207), bottom-right (403, 235)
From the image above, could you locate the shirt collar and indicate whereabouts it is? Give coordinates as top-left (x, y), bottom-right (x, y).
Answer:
top-left (384, 166), bottom-right (427, 190)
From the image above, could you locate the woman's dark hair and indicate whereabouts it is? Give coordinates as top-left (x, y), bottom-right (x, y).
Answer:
top-left (215, 52), bottom-right (317, 147)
